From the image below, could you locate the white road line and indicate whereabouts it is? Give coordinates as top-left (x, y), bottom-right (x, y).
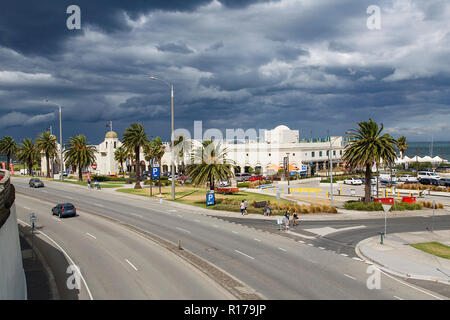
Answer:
top-left (344, 274), bottom-right (356, 280)
top-left (17, 219), bottom-right (94, 300)
top-left (307, 243), bottom-right (314, 247)
top-left (278, 247), bottom-right (287, 252)
top-left (194, 219), bottom-right (201, 223)
top-left (95, 203), bottom-right (104, 208)
top-left (67, 196), bottom-right (74, 200)
top-left (394, 296), bottom-right (404, 300)
top-left (232, 231), bottom-right (238, 234)
top-left (24, 206), bottom-right (31, 210)
top-left (298, 240), bottom-right (305, 243)
top-left (378, 268), bottom-right (444, 300)
top-left (352, 257), bottom-right (363, 261)
top-left (86, 233), bottom-right (97, 240)
top-left (168, 209), bottom-right (177, 212)
top-left (234, 250), bottom-right (255, 260)
top-left (318, 247), bottom-right (325, 250)
top-left (125, 259), bottom-right (138, 271)
top-left (41, 190), bottom-right (48, 193)
top-left (176, 227), bottom-right (191, 234)
top-left (254, 238), bottom-right (261, 242)
top-left (340, 253), bottom-right (349, 257)
top-left (52, 217), bottom-right (62, 222)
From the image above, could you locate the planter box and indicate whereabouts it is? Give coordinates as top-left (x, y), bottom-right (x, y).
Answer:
top-left (402, 196), bottom-right (416, 203)
top-left (373, 197), bottom-right (394, 205)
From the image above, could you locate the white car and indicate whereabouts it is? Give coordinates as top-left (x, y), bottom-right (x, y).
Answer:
top-left (344, 178), bottom-right (363, 185)
top-left (417, 171), bottom-right (440, 180)
top-left (398, 175), bottom-right (418, 183)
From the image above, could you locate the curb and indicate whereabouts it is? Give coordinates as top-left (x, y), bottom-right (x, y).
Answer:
top-left (355, 237), bottom-right (450, 286)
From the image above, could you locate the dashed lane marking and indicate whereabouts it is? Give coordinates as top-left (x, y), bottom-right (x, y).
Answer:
top-left (278, 247), bottom-right (287, 252)
top-left (125, 259), bottom-right (138, 271)
top-left (176, 227), bottom-right (191, 234)
top-left (86, 233), bottom-right (97, 240)
top-left (234, 250), bottom-right (255, 260)
top-left (344, 274), bottom-right (356, 280)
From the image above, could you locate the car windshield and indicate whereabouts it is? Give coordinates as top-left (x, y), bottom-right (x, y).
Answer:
top-left (63, 204), bottom-right (74, 209)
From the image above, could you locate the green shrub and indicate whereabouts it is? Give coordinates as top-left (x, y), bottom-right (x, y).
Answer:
top-left (237, 182), bottom-right (250, 188)
top-left (345, 201), bottom-right (423, 211)
top-left (91, 175), bottom-right (127, 182)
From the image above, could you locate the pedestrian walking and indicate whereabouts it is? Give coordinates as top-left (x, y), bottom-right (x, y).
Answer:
top-left (293, 212), bottom-right (298, 226)
top-left (265, 201), bottom-right (271, 216)
top-left (240, 200), bottom-right (245, 215)
top-left (244, 200), bottom-right (248, 215)
top-left (87, 177), bottom-right (91, 189)
top-left (284, 210), bottom-right (290, 229)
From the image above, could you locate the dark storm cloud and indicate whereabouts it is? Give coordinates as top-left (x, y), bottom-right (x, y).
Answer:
top-left (0, 0), bottom-right (449, 144)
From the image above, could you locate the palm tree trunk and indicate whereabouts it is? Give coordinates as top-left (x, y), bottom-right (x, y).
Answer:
top-left (28, 160), bottom-right (33, 177)
top-left (6, 152), bottom-right (11, 171)
top-left (46, 152), bottom-right (50, 178)
top-left (78, 161), bottom-right (83, 181)
top-left (134, 146), bottom-right (141, 189)
top-left (364, 163), bottom-right (372, 205)
top-left (210, 175), bottom-right (214, 191)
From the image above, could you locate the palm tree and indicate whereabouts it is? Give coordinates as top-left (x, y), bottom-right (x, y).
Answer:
top-left (396, 136), bottom-right (407, 159)
top-left (16, 138), bottom-right (38, 176)
top-left (122, 124), bottom-right (149, 189)
top-left (36, 132), bottom-right (58, 178)
top-left (64, 135), bottom-right (97, 181)
top-left (114, 146), bottom-right (127, 178)
top-left (186, 140), bottom-right (234, 191)
top-left (0, 136), bottom-right (18, 170)
top-left (343, 119), bottom-right (396, 204)
top-left (174, 134), bottom-right (190, 174)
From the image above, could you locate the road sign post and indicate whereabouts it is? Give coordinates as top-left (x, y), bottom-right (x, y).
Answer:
top-left (206, 191), bottom-right (215, 206)
top-left (276, 189), bottom-right (281, 215)
top-left (381, 204), bottom-right (391, 237)
top-left (432, 200), bottom-right (436, 232)
top-left (30, 213), bottom-right (37, 260)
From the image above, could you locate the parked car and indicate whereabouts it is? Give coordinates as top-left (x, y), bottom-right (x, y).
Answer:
top-left (419, 177), bottom-right (439, 186)
top-left (235, 173), bottom-right (251, 182)
top-left (29, 178), bottom-right (44, 188)
top-left (438, 178), bottom-right (450, 187)
top-left (379, 173), bottom-right (397, 182)
top-left (52, 203), bottom-right (77, 218)
top-left (380, 179), bottom-right (397, 187)
top-left (344, 177), bottom-right (363, 185)
top-left (398, 175), bottom-right (418, 183)
top-left (218, 179), bottom-right (230, 187)
top-left (417, 171), bottom-right (440, 181)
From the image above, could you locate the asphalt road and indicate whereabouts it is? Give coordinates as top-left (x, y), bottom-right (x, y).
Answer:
top-left (15, 194), bottom-right (233, 300)
top-left (13, 177), bottom-right (448, 300)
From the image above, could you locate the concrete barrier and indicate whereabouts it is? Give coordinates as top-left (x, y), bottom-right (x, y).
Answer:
top-left (0, 170), bottom-right (27, 300)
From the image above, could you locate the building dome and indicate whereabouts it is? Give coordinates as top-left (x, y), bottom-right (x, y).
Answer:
top-left (105, 131), bottom-right (118, 139)
top-left (273, 125), bottom-right (290, 132)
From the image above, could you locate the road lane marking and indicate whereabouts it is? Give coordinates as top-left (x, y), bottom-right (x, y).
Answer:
top-left (17, 219), bottom-right (94, 300)
top-left (86, 233), bottom-right (97, 240)
top-left (125, 259), bottom-right (138, 271)
top-left (298, 240), bottom-right (305, 243)
top-left (232, 231), bottom-right (238, 234)
top-left (176, 227), bottom-right (191, 234)
top-left (194, 219), bottom-right (201, 223)
top-left (95, 203), bottom-right (104, 208)
top-left (307, 243), bottom-right (314, 247)
top-left (318, 247), bottom-right (325, 250)
top-left (278, 247), bottom-right (287, 252)
top-left (394, 296), bottom-right (403, 300)
top-left (254, 238), bottom-right (261, 242)
top-left (344, 274), bottom-right (356, 280)
top-left (24, 206), bottom-right (31, 210)
top-left (168, 209), bottom-right (177, 212)
top-left (41, 190), bottom-right (48, 193)
top-left (352, 257), bottom-right (363, 261)
top-left (234, 250), bottom-right (255, 260)
top-left (340, 253), bottom-right (349, 257)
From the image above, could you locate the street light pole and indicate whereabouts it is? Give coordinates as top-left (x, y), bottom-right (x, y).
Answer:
top-left (329, 135), bottom-right (334, 207)
top-left (45, 99), bottom-right (64, 181)
top-left (150, 76), bottom-right (175, 200)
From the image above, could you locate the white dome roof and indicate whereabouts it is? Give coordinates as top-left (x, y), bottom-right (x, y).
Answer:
top-left (273, 125), bottom-right (290, 131)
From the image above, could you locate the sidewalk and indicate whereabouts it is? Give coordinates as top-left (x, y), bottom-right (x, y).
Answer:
top-left (356, 230), bottom-right (450, 284)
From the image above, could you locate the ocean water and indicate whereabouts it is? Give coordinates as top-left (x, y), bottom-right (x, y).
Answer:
top-left (404, 141), bottom-right (450, 162)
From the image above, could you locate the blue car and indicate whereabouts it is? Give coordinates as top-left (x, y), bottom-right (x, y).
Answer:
top-left (52, 203), bottom-right (77, 218)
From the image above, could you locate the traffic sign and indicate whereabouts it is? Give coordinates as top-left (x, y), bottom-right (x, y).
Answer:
top-left (30, 213), bottom-right (36, 222)
top-left (206, 192), bottom-right (215, 206)
top-left (301, 165), bottom-right (307, 172)
top-left (382, 204), bottom-right (391, 212)
top-left (152, 167), bottom-right (160, 179)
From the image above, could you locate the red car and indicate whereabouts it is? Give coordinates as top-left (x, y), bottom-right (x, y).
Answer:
top-left (249, 176), bottom-right (264, 182)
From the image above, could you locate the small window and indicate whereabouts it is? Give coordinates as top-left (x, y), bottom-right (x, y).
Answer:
top-left (333, 151), bottom-right (336, 156)
top-left (114, 142), bottom-right (117, 148)
top-left (106, 142), bottom-right (108, 148)
top-left (326, 151), bottom-right (329, 156)
top-left (269, 153), bottom-right (271, 156)
top-left (246, 153), bottom-right (248, 156)
top-left (312, 152), bottom-right (315, 157)
top-left (293, 153), bottom-right (295, 156)
top-left (319, 151), bottom-right (323, 157)
top-left (340, 150), bottom-right (342, 155)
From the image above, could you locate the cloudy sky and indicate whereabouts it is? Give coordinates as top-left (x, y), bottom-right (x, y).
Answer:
top-left (0, 0), bottom-right (449, 144)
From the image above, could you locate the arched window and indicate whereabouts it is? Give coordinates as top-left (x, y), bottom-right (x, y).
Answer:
top-left (114, 142), bottom-right (116, 148)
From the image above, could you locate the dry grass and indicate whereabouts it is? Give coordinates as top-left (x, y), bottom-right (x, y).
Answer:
top-left (417, 200), bottom-right (444, 209)
top-left (397, 184), bottom-right (450, 192)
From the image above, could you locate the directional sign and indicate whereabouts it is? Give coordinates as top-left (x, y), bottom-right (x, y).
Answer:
top-left (301, 165), bottom-right (308, 172)
top-left (206, 192), bottom-right (215, 206)
top-left (30, 213), bottom-right (37, 222)
top-left (382, 204), bottom-right (392, 212)
top-left (151, 167), bottom-right (160, 179)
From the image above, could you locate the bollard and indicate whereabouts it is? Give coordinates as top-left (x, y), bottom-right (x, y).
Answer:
top-left (409, 191), bottom-right (411, 197)
top-left (178, 240), bottom-right (183, 250)
top-left (317, 191), bottom-right (319, 197)
top-left (380, 232), bottom-right (384, 245)
top-left (326, 190), bottom-right (328, 198)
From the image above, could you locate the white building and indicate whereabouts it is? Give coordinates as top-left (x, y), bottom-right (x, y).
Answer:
top-left (41, 126), bottom-right (346, 177)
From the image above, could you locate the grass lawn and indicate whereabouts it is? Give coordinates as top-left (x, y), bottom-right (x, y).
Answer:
top-left (411, 242), bottom-right (450, 260)
top-left (56, 180), bottom-right (124, 188)
top-left (116, 186), bottom-right (294, 215)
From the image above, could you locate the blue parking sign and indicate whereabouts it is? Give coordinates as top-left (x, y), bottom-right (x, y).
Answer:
top-left (152, 167), bottom-right (160, 179)
top-left (206, 192), bottom-right (215, 206)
